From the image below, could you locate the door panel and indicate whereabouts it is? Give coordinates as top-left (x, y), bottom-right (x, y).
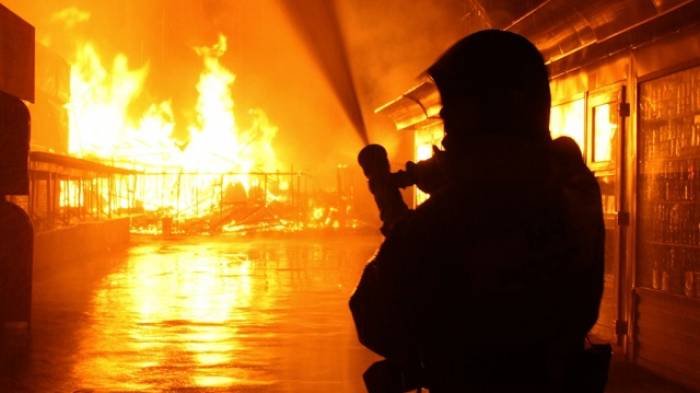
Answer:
top-left (587, 86), bottom-right (627, 343)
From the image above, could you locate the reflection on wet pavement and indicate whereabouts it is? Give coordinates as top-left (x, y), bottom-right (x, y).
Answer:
top-left (1, 235), bottom-right (381, 392)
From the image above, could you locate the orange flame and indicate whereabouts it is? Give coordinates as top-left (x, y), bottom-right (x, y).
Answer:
top-left (67, 34), bottom-right (282, 218)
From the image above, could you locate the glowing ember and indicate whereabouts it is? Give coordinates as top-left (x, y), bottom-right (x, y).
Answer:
top-left (67, 34), bottom-right (282, 221)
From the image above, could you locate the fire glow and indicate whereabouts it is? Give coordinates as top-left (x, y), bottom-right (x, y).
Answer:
top-left (65, 34), bottom-right (283, 220)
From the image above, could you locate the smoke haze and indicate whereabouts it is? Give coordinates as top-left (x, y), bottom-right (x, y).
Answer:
top-left (3, 0), bottom-right (473, 184)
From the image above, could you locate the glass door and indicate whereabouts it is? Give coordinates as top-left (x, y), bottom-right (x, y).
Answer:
top-left (637, 66), bottom-right (700, 300)
top-left (587, 85), bottom-right (628, 344)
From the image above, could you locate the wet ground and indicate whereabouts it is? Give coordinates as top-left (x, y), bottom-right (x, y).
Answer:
top-left (1, 233), bottom-right (695, 393)
top-left (1, 234), bottom-right (382, 393)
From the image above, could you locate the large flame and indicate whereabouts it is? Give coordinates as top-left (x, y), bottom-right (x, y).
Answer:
top-left (67, 34), bottom-right (281, 221)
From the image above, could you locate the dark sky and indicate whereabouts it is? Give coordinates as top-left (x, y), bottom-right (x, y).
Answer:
top-left (3, 0), bottom-right (468, 182)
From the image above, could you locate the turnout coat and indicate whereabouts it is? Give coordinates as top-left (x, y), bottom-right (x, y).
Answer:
top-left (350, 136), bottom-right (605, 393)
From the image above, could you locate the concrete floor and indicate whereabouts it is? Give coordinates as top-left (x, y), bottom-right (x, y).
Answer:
top-left (0, 234), bottom-right (694, 392)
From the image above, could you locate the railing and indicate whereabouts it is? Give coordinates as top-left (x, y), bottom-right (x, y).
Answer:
top-left (8, 152), bottom-right (312, 234)
top-left (128, 171), bottom-right (311, 234)
top-left (7, 152), bottom-right (139, 232)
